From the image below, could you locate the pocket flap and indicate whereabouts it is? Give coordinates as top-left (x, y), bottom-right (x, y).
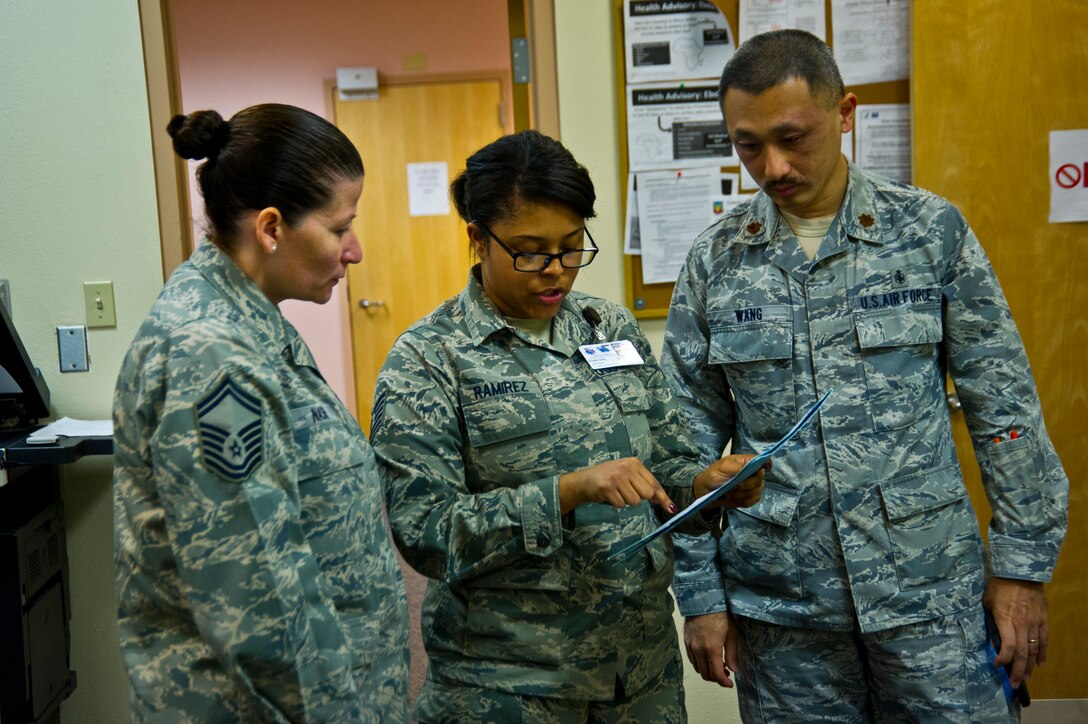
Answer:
top-left (879, 465), bottom-right (965, 522)
top-left (854, 305), bottom-right (943, 350)
top-left (708, 322), bottom-right (792, 364)
top-left (464, 393), bottom-right (550, 447)
top-left (732, 482), bottom-right (799, 527)
top-left (466, 551), bottom-right (570, 591)
top-left (294, 431), bottom-right (370, 482)
top-left (601, 372), bottom-right (654, 413)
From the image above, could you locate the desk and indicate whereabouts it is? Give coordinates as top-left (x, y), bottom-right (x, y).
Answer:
top-left (0, 433), bottom-right (112, 724)
top-left (1, 433), bottom-right (113, 467)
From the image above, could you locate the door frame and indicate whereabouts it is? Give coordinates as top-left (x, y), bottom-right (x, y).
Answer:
top-left (141, 0), bottom-right (559, 282)
top-left (138, 0), bottom-right (193, 281)
top-left (331, 75), bottom-right (512, 427)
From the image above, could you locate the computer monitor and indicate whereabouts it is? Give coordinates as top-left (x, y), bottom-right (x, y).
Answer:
top-left (0, 301), bottom-right (50, 426)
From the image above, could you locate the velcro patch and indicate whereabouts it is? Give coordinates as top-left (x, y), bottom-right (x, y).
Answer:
top-left (196, 376), bottom-right (263, 482)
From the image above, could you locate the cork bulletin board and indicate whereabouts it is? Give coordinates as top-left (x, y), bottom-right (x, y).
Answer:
top-left (615, 0), bottom-right (910, 318)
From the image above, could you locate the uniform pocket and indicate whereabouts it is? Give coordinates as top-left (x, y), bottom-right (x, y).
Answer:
top-left (708, 310), bottom-right (795, 440)
top-left (982, 435), bottom-right (1047, 535)
top-left (879, 465), bottom-right (982, 589)
top-left (464, 553), bottom-right (571, 667)
top-left (722, 482), bottom-right (802, 598)
top-left (463, 392), bottom-right (552, 487)
top-left (600, 370), bottom-right (654, 459)
top-left (293, 431), bottom-right (390, 612)
top-left (853, 301), bottom-right (943, 432)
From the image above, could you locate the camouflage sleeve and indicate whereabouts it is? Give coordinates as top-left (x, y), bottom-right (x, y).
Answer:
top-left (371, 332), bottom-right (563, 584)
top-left (661, 246), bottom-right (733, 616)
top-left (661, 246), bottom-right (735, 462)
top-left (613, 305), bottom-right (719, 534)
top-left (940, 207), bottom-right (1069, 581)
top-left (153, 323), bottom-right (364, 721)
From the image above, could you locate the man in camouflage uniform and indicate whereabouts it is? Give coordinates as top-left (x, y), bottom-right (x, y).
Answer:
top-left (114, 242), bottom-right (409, 722)
top-left (663, 30), bottom-right (1068, 721)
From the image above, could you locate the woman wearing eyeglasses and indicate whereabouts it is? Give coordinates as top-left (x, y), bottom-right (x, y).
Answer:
top-left (370, 131), bottom-right (764, 722)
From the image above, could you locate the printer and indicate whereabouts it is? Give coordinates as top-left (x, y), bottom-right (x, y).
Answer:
top-left (0, 301), bottom-right (79, 723)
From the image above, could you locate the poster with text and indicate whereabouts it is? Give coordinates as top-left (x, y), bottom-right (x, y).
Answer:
top-left (627, 83), bottom-right (732, 171)
top-left (637, 167), bottom-right (721, 284)
top-left (831, 0), bottom-right (909, 86)
top-left (1049, 129), bottom-right (1088, 223)
top-left (739, 0), bottom-right (826, 42)
top-left (856, 104), bottom-right (911, 184)
top-left (624, 0), bottom-right (735, 84)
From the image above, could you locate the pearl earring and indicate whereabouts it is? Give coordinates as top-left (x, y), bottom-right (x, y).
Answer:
top-left (270, 243), bottom-right (277, 253)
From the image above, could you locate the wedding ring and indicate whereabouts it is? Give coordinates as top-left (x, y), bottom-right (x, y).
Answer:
top-left (1028, 638), bottom-right (1040, 644)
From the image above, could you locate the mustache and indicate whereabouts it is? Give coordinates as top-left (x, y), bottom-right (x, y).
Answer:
top-left (766, 177), bottom-right (804, 188)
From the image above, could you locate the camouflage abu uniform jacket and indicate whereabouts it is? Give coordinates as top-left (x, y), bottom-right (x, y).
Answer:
top-left (370, 268), bottom-right (713, 700)
top-left (663, 163), bottom-right (1068, 633)
top-left (113, 243), bottom-right (409, 722)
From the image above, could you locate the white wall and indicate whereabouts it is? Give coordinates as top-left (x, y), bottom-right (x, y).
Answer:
top-left (0, 1), bottom-right (163, 720)
top-left (553, 2), bottom-right (740, 722)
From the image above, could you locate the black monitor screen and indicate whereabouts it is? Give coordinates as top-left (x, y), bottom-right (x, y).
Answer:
top-left (0, 301), bottom-right (50, 425)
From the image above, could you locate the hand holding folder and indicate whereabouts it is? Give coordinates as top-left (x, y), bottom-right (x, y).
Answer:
top-left (609, 388), bottom-right (833, 561)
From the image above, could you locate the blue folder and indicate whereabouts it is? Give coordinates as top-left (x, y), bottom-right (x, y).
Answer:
top-left (609, 388), bottom-right (832, 561)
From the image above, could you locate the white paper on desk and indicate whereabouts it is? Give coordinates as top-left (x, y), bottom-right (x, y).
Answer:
top-left (831, 0), bottom-right (909, 86)
top-left (28, 416), bottom-right (113, 439)
top-left (608, 388), bottom-right (832, 561)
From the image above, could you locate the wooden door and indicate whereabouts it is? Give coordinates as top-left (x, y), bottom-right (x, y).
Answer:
top-left (334, 80), bottom-right (507, 431)
top-left (913, 2), bottom-right (1088, 700)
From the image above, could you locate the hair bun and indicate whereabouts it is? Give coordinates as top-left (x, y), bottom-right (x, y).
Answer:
top-left (167, 110), bottom-right (228, 161)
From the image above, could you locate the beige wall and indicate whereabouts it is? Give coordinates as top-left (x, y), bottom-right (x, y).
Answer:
top-left (0, 2), bottom-right (164, 721)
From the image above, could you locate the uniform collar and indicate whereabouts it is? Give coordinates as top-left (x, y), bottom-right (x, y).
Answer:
top-left (190, 241), bottom-right (294, 357)
top-left (837, 162), bottom-right (885, 245)
top-left (461, 265), bottom-right (583, 355)
top-left (734, 161), bottom-right (885, 248)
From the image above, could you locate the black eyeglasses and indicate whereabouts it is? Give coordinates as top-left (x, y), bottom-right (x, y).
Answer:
top-left (473, 219), bottom-right (599, 273)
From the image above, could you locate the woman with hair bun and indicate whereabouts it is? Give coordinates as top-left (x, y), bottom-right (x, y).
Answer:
top-left (370, 131), bottom-right (765, 722)
top-left (113, 104), bottom-right (408, 722)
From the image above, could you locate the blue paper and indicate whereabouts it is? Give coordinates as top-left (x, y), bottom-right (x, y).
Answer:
top-left (608, 388), bottom-right (832, 561)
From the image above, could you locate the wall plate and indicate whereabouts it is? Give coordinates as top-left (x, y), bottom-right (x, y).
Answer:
top-left (83, 281), bottom-right (116, 328)
top-left (57, 325), bottom-right (89, 372)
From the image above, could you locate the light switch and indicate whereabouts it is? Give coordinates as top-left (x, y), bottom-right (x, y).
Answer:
top-left (57, 325), bottom-right (89, 372)
top-left (84, 281), bottom-right (116, 328)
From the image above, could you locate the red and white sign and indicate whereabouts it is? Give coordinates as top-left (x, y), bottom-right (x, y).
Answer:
top-left (1049, 129), bottom-right (1088, 223)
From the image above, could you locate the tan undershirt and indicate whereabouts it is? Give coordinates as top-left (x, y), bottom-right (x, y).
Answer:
top-left (507, 316), bottom-right (553, 346)
top-left (781, 209), bottom-right (836, 261)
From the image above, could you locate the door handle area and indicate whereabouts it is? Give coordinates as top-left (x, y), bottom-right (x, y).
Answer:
top-left (358, 298), bottom-right (386, 310)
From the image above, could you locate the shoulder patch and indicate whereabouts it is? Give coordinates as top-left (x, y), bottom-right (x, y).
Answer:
top-left (196, 375), bottom-right (263, 482)
top-left (370, 389), bottom-right (387, 436)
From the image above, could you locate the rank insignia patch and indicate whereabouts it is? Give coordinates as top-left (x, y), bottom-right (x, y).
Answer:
top-left (196, 376), bottom-right (263, 482)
